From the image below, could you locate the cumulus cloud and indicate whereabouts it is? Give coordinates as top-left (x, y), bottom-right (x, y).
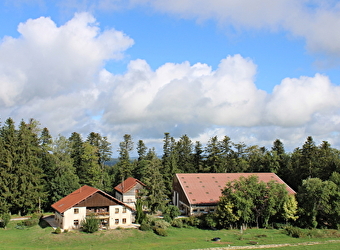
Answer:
top-left (1, 12), bottom-right (340, 152)
top-left (128, 0), bottom-right (340, 57)
top-left (0, 12), bottom-right (133, 133)
top-left (97, 54), bottom-right (340, 150)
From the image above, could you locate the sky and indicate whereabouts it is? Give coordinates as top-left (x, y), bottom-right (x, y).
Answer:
top-left (1, 0), bottom-right (340, 156)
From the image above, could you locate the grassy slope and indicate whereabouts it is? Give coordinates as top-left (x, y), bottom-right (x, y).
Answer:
top-left (1, 221), bottom-right (340, 250)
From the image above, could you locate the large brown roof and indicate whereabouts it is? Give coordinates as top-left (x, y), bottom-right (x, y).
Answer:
top-left (114, 177), bottom-right (145, 194)
top-left (175, 173), bottom-right (296, 205)
top-left (51, 185), bottom-right (134, 213)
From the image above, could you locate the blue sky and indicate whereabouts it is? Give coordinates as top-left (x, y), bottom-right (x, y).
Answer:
top-left (1, 0), bottom-right (340, 155)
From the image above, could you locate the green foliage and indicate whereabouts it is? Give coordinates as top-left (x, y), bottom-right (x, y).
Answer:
top-left (182, 216), bottom-right (201, 227)
top-left (215, 175), bottom-right (291, 228)
top-left (81, 214), bottom-right (99, 233)
top-left (284, 226), bottom-right (305, 238)
top-left (55, 227), bottom-right (62, 234)
top-left (0, 213), bottom-right (11, 228)
top-left (297, 177), bottom-right (340, 228)
top-left (171, 219), bottom-right (183, 228)
top-left (135, 198), bottom-right (146, 224)
top-left (19, 213), bottom-right (41, 227)
top-left (152, 219), bottom-right (170, 230)
top-left (153, 227), bottom-right (168, 236)
top-left (141, 149), bottom-right (168, 213)
top-left (139, 223), bottom-right (152, 231)
top-left (163, 205), bottom-right (180, 222)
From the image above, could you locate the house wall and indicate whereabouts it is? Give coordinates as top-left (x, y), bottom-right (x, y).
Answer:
top-left (172, 176), bottom-right (191, 214)
top-left (121, 183), bottom-right (144, 209)
top-left (57, 205), bottom-right (133, 230)
top-left (56, 206), bottom-right (86, 230)
top-left (108, 205), bottom-right (132, 228)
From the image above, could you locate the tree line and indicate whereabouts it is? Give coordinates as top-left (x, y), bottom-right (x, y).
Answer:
top-left (1, 117), bottom-right (340, 228)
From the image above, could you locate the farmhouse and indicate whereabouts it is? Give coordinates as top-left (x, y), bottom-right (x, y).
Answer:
top-left (114, 177), bottom-right (146, 209)
top-left (51, 185), bottom-right (134, 230)
top-left (172, 173), bottom-right (296, 216)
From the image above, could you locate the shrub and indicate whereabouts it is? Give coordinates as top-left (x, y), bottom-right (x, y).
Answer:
top-left (163, 214), bottom-right (172, 223)
top-left (153, 227), bottom-right (168, 236)
top-left (139, 223), bottom-right (152, 231)
top-left (284, 226), bottom-right (305, 238)
top-left (0, 213), bottom-right (11, 228)
top-left (182, 216), bottom-right (201, 227)
top-left (81, 214), bottom-right (99, 233)
top-left (152, 219), bottom-right (170, 229)
top-left (163, 205), bottom-right (180, 221)
top-left (22, 213), bottom-right (41, 227)
top-left (55, 227), bottom-right (62, 234)
top-left (171, 219), bottom-right (183, 228)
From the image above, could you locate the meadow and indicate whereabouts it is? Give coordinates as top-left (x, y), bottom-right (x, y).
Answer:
top-left (1, 220), bottom-right (340, 250)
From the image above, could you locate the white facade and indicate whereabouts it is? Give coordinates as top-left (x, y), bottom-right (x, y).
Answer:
top-left (54, 204), bottom-right (133, 230)
top-left (116, 182), bottom-right (144, 209)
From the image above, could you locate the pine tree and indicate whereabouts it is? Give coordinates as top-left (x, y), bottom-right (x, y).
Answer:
top-left (49, 135), bottom-right (80, 203)
top-left (176, 134), bottom-right (194, 173)
top-left (142, 149), bottom-right (168, 213)
top-left (13, 120), bottom-right (45, 214)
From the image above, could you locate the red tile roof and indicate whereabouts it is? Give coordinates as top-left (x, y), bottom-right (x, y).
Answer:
top-left (51, 185), bottom-right (134, 213)
top-left (175, 173), bottom-right (296, 205)
top-left (114, 177), bottom-right (146, 193)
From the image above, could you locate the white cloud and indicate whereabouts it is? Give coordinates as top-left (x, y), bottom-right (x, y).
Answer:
top-left (129, 0), bottom-right (340, 56)
top-left (1, 12), bottom-right (340, 153)
top-left (0, 12), bottom-right (133, 134)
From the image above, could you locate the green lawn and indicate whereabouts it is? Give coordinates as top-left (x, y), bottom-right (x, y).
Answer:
top-left (1, 221), bottom-right (340, 250)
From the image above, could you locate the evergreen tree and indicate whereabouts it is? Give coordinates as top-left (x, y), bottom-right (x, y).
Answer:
top-left (69, 132), bottom-right (85, 181)
top-left (49, 135), bottom-right (80, 203)
top-left (134, 140), bottom-right (148, 180)
top-left (176, 134), bottom-right (194, 173)
top-left (116, 134), bottom-right (134, 185)
top-left (142, 148), bottom-right (168, 213)
top-left (161, 133), bottom-right (178, 197)
top-left (13, 120), bottom-right (45, 214)
top-left (205, 136), bottom-right (223, 173)
top-left (193, 141), bottom-right (205, 172)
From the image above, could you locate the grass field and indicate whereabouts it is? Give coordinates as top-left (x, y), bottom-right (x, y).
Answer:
top-left (1, 220), bottom-right (340, 250)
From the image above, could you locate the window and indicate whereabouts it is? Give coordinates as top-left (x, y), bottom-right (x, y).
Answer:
top-left (74, 220), bottom-right (79, 227)
top-left (115, 219), bottom-right (119, 224)
top-left (122, 218), bottom-right (126, 224)
top-left (122, 207), bottom-right (127, 213)
top-left (115, 208), bottom-right (119, 214)
top-left (74, 208), bottom-right (79, 214)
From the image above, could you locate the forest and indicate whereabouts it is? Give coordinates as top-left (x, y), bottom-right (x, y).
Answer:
top-left (1, 117), bottom-right (340, 229)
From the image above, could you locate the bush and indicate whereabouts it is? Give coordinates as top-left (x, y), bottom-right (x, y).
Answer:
top-left (163, 214), bottom-right (172, 223)
top-left (55, 227), bottom-right (62, 234)
top-left (21, 213), bottom-right (42, 227)
top-left (284, 226), bottom-right (305, 238)
top-left (163, 205), bottom-right (180, 221)
top-left (182, 216), bottom-right (201, 227)
top-left (0, 213), bottom-right (11, 228)
top-left (152, 219), bottom-right (170, 229)
top-left (153, 227), bottom-right (168, 236)
top-left (171, 219), bottom-right (183, 228)
top-left (81, 214), bottom-right (99, 233)
top-left (139, 223), bottom-right (152, 231)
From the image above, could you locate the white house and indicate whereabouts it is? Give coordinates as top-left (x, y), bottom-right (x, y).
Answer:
top-left (114, 177), bottom-right (146, 209)
top-left (51, 185), bottom-right (135, 230)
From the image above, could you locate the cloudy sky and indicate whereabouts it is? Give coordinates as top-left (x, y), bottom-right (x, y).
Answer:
top-left (1, 0), bottom-right (340, 155)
